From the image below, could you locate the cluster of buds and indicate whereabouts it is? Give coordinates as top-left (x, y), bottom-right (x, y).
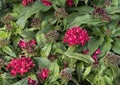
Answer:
top-left (22, 0), bottom-right (34, 6)
top-left (41, 0), bottom-right (52, 6)
top-left (45, 30), bottom-right (59, 43)
top-left (63, 26), bottom-right (90, 46)
top-left (28, 78), bottom-right (38, 85)
top-left (93, 6), bottom-right (111, 21)
top-left (54, 8), bottom-right (68, 18)
top-left (105, 52), bottom-right (120, 65)
top-left (2, 14), bottom-right (13, 31)
top-left (30, 18), bottom-right (42, 28)
top-left (60, 68), bottom-right (72, 80)
top-left (38, 68), bottom-right (49, 81)
top-left (18, 39), bottom-right (36, 55)
top-left (66, 0), bottom-right (74, 7)
top-left (6, 57), bottom-right (35, 76)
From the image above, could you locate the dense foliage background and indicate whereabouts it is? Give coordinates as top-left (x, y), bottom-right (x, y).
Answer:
top-left (0, 0), bottom-right (120, 85)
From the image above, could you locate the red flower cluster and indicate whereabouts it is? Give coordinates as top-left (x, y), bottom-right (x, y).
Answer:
top-left (38, 68), bottom-right (49, 80)
top-left (41, 0), bottom-right (52, 6)
top-left (66, 0), bottom-right (74, 7)
top-left (22, 0), bottom-right (34, 6)
top-left (19, 39), bottom-right (36, 53)
top-left (92, 48), bottom-right (101, 64)
top-left (6, 57), bottom-right (35, 76)
top-left (63, 26), bottom-right (90, 46)
top-left (28, 78), bottom-right (38, 85)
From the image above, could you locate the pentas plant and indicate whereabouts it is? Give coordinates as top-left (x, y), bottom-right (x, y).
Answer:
top-left (0, 0), bottom-right (120, 85)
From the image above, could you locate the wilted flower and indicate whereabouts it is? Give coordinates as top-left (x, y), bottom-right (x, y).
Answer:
top-left (63, 26), bottom-right (90, 46)
top-left (66, 0), bottom-right (74, 7)
top-left (6, 57), bottom-right (35, 76)
top-left (38, 68), bottom-right (49, 80)
top-left (28, 78), bottom-right (38, 85)
top-left (41, 0), bottom-right (52, 6)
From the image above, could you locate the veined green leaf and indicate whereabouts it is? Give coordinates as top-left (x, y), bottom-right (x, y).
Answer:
top-left (3, 46), bottom-right (16, 57)
top-left (64, 52), bottom-right (94, 64)
top-left (34, 57), bottom-right (50, 68)
top-left (83, 66), bottom-right (92, 79)
top-left (41, 43), bottom-right (52, 57)
top-left (49, 61), bottom-right (59, 82)
top-left (112, 38), bottom-right (120, 54)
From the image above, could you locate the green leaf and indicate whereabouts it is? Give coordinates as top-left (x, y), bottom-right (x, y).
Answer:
top-left (12, 78), bottom-right (28, 85)
top-left (88, 37), bottom-right (104, 55)
top-left (104, 75), bottom-right (113, 85)
top-left (112, 38), bottom-right (120, 54)
top-left (112, 27), bottom-right (120, 37)
top-left (83, 66), bottom-right (91, 79)
top-left (36, 31), bottom-right (47, 46)
top-left (70, 14), bottom-right (92, 26)
top-left (41, 43), bottom-right (52, 57)
top-left (49, 61), bottom-right (59, 82)
top-left (3, 46), bottom-right (16, 57)
top-left (34, 57), bottom-right (50, 68)
top-left (77, 62), bottom-right (84, 80)
top-left (106, 7), bottom-right (120, 14)
top-left (100, 40), bottom-right (111, 56)
top-left (64, 52), bottom-right (94, 64)
top-left (20, 29), bottom-right (35, 39)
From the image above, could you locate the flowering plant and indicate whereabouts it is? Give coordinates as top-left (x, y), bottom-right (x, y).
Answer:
top-left (0, 0), bottom-right (120, 85)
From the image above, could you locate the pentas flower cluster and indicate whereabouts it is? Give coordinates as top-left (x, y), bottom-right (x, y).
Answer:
top-left (6, 57), bottom-right (35, 76)
top-left (22, 0), bottom-right (34, 6)
top-left (63, 26), bottom-right (90, 46)
top-left (66, 0), bottom-right (74, 7)
top-left (28, 78), bottom-right (38, 85)
top-left (19, 39), bottom-right (36, 54)
top-left (41, 0), bottom-right (52, 6)
top-left (38, 68), bottom-right (49, 80)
